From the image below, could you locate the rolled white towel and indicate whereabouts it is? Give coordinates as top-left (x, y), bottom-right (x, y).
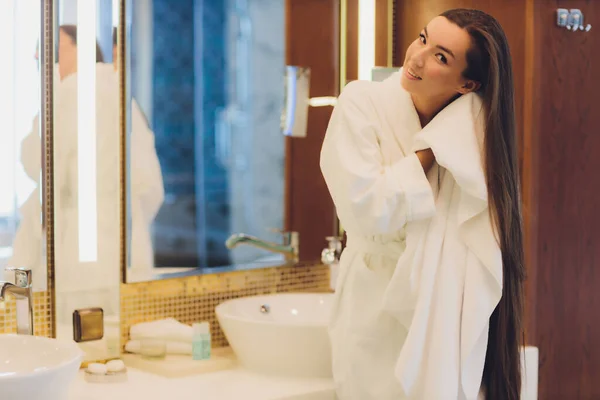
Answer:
top-left (125, 340), bottom-right (193, 356)
top-left (129, 318), bottom-right (193, 343)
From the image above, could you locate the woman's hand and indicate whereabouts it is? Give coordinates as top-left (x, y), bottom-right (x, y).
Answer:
top-left (416, 149), bottom-right (435, 173)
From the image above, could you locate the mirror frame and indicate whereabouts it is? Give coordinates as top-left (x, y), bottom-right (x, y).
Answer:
top-left (41, 0), bottom-right (57, 338)
top-left (117, 0), bottom-right (128, 284)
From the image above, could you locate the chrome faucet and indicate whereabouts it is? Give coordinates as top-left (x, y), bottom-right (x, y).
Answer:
top-left (225, 231), bottom-right (299, 262)
top-left (321, 236), bottom-right (343, 265)
top-left (0, 267), bottom-right (34, 335)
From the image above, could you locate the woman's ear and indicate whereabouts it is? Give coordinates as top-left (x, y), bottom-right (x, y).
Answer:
top-left (458, 80), bottom-right (481, 94)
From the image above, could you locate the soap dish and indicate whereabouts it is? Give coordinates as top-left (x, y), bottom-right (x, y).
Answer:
top-left (84, 368), bottom-right (128, 383)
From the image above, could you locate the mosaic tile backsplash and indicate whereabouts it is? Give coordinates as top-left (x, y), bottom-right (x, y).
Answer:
top-left (0, 263), bottom-right (330, 350)
top-left (121, 264), bottom-right (330, 348)
top-left (0, 291), bottom-right (53, 337)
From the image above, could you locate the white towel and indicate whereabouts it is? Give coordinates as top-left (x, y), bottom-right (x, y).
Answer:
top-left (382, 92), bottom-right (502, 399)
top-left (129, 318), bottom-right (193, 343)
top-left (125, 340), bottom-right (193, 356)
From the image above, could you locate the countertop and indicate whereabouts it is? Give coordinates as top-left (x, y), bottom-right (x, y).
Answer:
top-left (68, 365), bottom-right (336, 400)
top-left (67, 347), bottom-right (538, 399)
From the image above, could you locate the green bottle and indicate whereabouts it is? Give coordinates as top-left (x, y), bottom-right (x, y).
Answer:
top-left (192, 322), bottom-right (211, 360)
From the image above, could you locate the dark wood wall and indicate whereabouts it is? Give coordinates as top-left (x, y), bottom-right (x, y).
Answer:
top-left (527, 1), bottom-right (600, 398)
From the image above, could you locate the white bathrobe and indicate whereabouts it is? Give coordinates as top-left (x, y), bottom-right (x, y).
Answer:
top-left (321, 70), bottom-right (501, 399)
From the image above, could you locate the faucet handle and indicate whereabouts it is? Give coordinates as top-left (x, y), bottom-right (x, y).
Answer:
top-left (322, 236), bottom-right (343, 265)
top-left (5, 267), bottom-right (32, 288)
top-left (268, 228), bottom-right (291, 235)
top-left (325, 236), bottom-right (343, 250)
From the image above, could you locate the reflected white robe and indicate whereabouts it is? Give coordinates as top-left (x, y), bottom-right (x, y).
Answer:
top-left (10, 63), bottom-right (164, 295)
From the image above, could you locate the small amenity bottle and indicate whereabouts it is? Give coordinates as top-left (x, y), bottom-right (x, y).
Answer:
top-left (192, 322), bottom-right (211, 360)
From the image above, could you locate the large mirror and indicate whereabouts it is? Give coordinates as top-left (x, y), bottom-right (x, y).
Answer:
top-left (52, 0), bottom-right (121, 361)
top-left (0, 0), bottom-right (47, 292)
top-left (124, 0), bottom-right (288, 282)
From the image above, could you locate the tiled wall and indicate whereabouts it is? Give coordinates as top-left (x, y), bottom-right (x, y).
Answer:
top-left (0, 263), bottom-right (330, 348)
top-left (120, 264), bottom-right (330, 348)
top-left (0, 291), bottom-right (53, 336)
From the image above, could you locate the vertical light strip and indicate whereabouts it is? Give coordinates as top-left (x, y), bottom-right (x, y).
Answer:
top-left (358, 0), bottom-right (375, 80)
top-left (0, 0), bottom-right (16, 217)
top-left (112, 0), bottom-right (119, 26)
top-left (77, 0), bottom-right (98, 262)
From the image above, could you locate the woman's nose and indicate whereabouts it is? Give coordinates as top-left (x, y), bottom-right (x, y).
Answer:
top-left (413, 49), bottom-right (426, 68)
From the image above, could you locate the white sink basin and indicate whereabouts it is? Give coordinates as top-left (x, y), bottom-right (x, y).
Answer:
top-left (216, 293), bottom-right (333, 378)
top-left (0, 334), bottom-right (83, 400)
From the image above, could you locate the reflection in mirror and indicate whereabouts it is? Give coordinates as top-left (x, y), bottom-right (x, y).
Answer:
top-left (1, 0), bottom-right (46, 292)
top-left (53, 0), bottom-right (120, 361)
top-left (125, 0), bottom-right (286, 282)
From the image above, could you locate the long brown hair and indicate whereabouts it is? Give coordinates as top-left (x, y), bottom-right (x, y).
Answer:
top-left (440, 8), bottom-right (526, 399)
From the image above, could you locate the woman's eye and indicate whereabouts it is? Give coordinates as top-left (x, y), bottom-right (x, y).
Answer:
top-left (436, 54), bottom-right (447, 64)
top-left (419, 33), bottom-right (426, 44)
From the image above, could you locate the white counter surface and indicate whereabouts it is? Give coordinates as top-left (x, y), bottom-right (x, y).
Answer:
top-left (67, 347), bottom-right (537, 399)
top-left (68, 365), bottom-right (335, 400)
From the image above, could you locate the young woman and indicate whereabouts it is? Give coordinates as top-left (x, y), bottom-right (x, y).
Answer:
top-left (321, 9), bottom-right (525, 399)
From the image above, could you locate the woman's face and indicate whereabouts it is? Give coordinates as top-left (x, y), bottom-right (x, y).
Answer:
top-left (58, 29), bottom-right (77, 80)
top-left (401, 16), bottom-right (477, 101)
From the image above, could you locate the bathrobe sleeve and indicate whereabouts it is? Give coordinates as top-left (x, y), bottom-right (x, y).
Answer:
top-left (320, 81), bottom-right (436, 236)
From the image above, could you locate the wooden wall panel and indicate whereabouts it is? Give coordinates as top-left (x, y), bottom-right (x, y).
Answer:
top-left (375, 0), bottom-right (392, 67)
top-left (345, 0), bottom-right (359, 82)
top-left (284, 0), bottom-right (339, 261)
top-left (523, 0), bottom-right (541, 352)
top-left (529, 1), bottom-right (600, 397)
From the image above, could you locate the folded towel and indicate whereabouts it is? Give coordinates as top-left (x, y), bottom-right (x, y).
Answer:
top-left (125, 340), bottom-right (193, 356)
top-left (129, 318), bottom-right (193, 343)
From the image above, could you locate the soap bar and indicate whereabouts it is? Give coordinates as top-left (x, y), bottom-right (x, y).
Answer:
top-left (106, 360), bottom-right (126, 372)
top-left (87, 363), bottom-right (108, 375)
